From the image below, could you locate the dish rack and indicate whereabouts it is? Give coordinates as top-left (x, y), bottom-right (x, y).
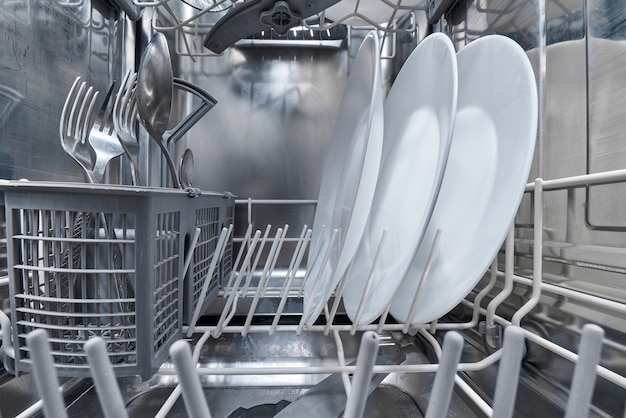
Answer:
top-left (3, 171), bottom-right (626, 417)
top-left (0, 181), bottom-right (234, 380)
top-left (149, 170), bottom-right (626, 417)
top-left (130, 0), bottom-right (426, 58)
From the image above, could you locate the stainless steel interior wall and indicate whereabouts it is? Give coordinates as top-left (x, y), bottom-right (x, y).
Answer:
top-left (0, 0), bottom-right (130, 182)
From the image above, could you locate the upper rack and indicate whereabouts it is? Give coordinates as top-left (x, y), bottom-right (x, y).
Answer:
top-left (129, 0), bottom-right (428, 58)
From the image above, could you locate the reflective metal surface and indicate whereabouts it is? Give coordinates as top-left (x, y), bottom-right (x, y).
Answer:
top-left (137, 32), bottom-right (182, 188)
top-left (0, 0), bottom-right (129, 182)
top-left (2, 331), bottom-right (480, 418)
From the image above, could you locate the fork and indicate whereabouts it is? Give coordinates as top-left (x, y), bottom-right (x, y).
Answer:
top-left (113, 70), bottom-right (142, 186)
top-left (87, 80), bottom-right (125, 184)
top-left (59, 77), bottom-right (99, 180)
top-left (60, 77), bottom-right (124, 184)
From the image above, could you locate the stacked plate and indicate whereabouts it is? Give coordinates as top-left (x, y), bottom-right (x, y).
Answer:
top-left (304, 33), bottom-right (538, 327)
top-left (303, 30), bottom-right (385, 325)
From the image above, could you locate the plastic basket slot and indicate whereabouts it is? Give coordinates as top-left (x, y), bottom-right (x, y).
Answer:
top-left (14, 293), bottom-right (135, 303)
top-left (13, 265), bottom-right (135, 274)
top-left (16, 307), bottom-right (136, 317)
top-left (12, 235), bottom-right (134, 244)
top-left (153, 316), bottom-right (179, 352)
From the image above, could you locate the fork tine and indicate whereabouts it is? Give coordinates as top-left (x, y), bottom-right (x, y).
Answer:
top-left (77, 87), bottom-right (99, 144)
top-left (127, 96), bottom-right (138, 140)
top-left (124, 86), bottom-right (138, 136)
top-left (67, 80), bottom-right (86, 138)
top-left (98, 81), bottom-right (117, 134)
top-left (60, 77), bottom-right (82, 139)
top-left (113, 71), bottom-right (130, 134)
top-left (116, 71), bottom-right (134, 131)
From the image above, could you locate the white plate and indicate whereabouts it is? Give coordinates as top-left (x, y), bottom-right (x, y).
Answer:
top-left (389, 35), bottom-right (538, 325)
top-left (324, 0), bottom-right (427, 26)
top-left (303, 31), bottom-right (384, 324)
top-left (342, 33), bottom-right (458, 325)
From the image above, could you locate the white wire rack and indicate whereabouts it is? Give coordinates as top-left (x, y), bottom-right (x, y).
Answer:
top-left (173, 169), bottom-right (626, 416)
top-left (6, 170), bottom-right (626, 417)
top-left (130, 0), bottom-right (426, 58)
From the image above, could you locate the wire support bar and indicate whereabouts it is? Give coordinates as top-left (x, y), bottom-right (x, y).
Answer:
top-left (499, 272), bottom-right (626, 315)
top-left (186, 323), bottom-right (428, 335)
top-left (461, 299), bottom-right (626, 390)
top-left (525, 168), bottom-right (626, 191)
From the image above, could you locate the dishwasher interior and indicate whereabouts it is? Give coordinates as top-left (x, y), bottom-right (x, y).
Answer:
top-left (1, 0), bottom-right (626, 417)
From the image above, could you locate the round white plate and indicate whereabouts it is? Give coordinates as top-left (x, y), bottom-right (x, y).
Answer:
top-left (324, 0), bottom-right (427, 26)
top-left (303, 31), bottom-right (384, 325)
top-left (342, 32), bottom-right (458, 325)
top-left (389, 35), bottom-right (538, 325)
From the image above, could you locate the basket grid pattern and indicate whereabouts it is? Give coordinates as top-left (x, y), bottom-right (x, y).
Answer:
top-left (191, 207), bottom-right (220, 306)
top-left (12, 208), bottom-right (137, 366)
top-left (153, 211), bottom-right (181, 353)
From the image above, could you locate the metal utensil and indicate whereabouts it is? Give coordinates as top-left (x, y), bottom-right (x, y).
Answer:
top-left (113, 69), bottom-right (142, 186)
top-left (136, 32), bottom-right (181, 189)
top-left (59, 77), bottom-right (99, 180)
top-left (60, 77), bottom-right (124, 184)
top-left (179, 148), bottom-right (194, 188)
top-left (88, 81), bottom-right (125, 184)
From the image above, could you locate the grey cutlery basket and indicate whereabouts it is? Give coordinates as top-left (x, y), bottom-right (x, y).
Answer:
top-left (0, 181), bottom-right (233, 380)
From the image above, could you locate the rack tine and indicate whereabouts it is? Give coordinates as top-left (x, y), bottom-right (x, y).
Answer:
top-left (492, 326), bottom-right (526, 418)
top-left (242, 224), bottom-right (272, 294)
top-left (298, 228), bottom-right (340, 332)
top-left (214, 230), bottom-right (262, 336)
top-left (351, 228), bottom-right (388, 333)
top-left (283, 224), bottom-right (309, 286)
top-left (182, 227), bottom-right (201, 279)
top-left (424, 331), bottom-right (464, 418)
top-left (298, 224), bottom-right (326, 296)
top-left (187, 225), bottom-right (232, 337)
top-left (225, 223), bottom-right (253, 294)
top-left (564, 324), bottom-right (605, 418)
top-left (402, 229), bottom-right (442, 333)
top-left (264, 224), bottom-right (289, 285)
top-left (270, 228), bottom-right (312, 335)
top-left (25, 329), bottom-right (68, 418)
top-left (343, 331), bottom-right (380, 418)
top-left (84, 337), bottom-right (129, 418)
top-left (169, 340), bottom-right (212, 418)
top-left (242, 227), bottom-right (284, 335)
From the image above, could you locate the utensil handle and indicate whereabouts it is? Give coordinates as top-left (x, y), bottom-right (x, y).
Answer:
top-left (154, 136), bottom-right (182, 188)
top-left (163, 78), bottom-right (218, 145)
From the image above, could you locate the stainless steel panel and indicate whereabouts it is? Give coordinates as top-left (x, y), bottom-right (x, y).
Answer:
top-left (586, 0), bottom-right (626, 229)
top-left (177, 47), bottom-right (346, 200)
top-left (0, 0), bottom-right (130, 182)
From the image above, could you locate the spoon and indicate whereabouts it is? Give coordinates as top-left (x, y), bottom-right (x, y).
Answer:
top-left (179, 148), bottom-right (194, 188)
top-left (136, 32), bottom-right (181, 189)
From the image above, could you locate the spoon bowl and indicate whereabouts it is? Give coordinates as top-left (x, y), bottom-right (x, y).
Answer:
top-left (137, 32), bottom-right (181, 188)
